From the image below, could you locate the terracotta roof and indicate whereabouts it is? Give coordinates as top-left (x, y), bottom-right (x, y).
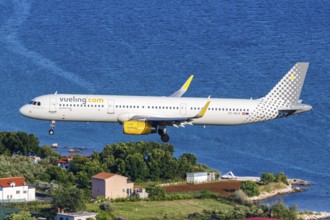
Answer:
top-left (92, 172), bottom-right (117, 179)
top-left (133, 186), bottom-right (141, 189)
top-left (0, 177), bottom-right (27, 188)
top-left (58, 158), bottom-right (69, 164)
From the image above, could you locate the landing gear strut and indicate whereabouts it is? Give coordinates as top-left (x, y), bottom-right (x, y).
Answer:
top-left (158, 128), bottom-right (170, 143)
top-left (49, 120), bottom-right (55, 135)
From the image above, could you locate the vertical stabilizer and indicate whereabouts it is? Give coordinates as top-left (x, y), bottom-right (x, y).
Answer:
top-left (244, 62), bottom-right (310, 123)
top-left (265, 62), bottom-right (309, 106)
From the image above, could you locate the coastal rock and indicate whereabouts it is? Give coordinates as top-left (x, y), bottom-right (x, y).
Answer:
top-left (299, 211), bottom-right (330, 220)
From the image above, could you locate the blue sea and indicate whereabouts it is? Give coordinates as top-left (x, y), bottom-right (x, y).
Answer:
top-left (1, 0), bottom-right (329, 212)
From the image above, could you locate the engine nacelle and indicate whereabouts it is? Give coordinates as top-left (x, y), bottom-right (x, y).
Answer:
top-left (123, 121), bottom-right (157, 135)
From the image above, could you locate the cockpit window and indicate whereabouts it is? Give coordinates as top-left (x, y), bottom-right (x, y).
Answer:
top-left (29, 101), bottom-right (41, 106)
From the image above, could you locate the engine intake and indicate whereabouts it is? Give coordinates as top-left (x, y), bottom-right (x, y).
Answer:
top-left (123, 121), bottom-right (156, 135)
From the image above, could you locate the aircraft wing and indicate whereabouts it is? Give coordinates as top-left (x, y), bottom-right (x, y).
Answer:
top-left (169, 75), bottom-right (194, 97)
top-left (118, 101), bottom-right (210, 125)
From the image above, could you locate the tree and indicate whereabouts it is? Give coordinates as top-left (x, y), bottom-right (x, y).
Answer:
top-left (37, 145), bottom-right (60, 159)
top-left (275, 172), bottom-right (289, 185)
top-left (180, 153), bottom-right (197, 166)
top-left (240, 181), bottom-right (260, 197)
top-left (52, 187), bottom-right (86, 212)
top-left (125, 153), bottom-right (148, 181)
top-left (46, 166), bottom-right (76, 185)
top-left (146, 185), bottom-right (165, 199)
top-left (77, 171), bottom-right (90, 188)
top-left (261, 172), bottom-right (276, 185)
top-left (0, 132), bottom-right (40, 156)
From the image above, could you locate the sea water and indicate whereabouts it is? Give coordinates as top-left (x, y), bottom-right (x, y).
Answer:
top-left (0, 0), bottom-right (329, 212)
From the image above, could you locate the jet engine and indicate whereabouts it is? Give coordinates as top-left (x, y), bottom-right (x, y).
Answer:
top-left (123, 121), bottom-right (157, 135)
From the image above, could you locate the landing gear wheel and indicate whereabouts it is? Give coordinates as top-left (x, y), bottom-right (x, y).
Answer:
top-left (49, 120), bottom-right (56, 135)
top-left (161, 134), bottom-right (170, 143)
top-left (49, 129), bottom-right (54, 135)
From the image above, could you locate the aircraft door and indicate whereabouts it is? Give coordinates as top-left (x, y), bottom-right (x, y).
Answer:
top-left (49, 98), bottom-right (57, 113)
top-left (107, 99), bottom-right (114, 114)
top-left (180, 103), bottom-right (187, 116)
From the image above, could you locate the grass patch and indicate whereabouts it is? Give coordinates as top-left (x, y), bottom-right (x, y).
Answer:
top-left (87, 199), bottom-right (236, 220)
top-left (259, 182), bottom-right (287, 193)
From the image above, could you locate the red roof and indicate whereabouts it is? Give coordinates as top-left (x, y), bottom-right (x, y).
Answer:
top-left (0, 177), bottom-right (27, 188)
top-left (92, 172), bottom-right (117, 179)
top-left (58, 158), bottom-right (69, 164)
top-left (133, 186), bottom-right (141, 189)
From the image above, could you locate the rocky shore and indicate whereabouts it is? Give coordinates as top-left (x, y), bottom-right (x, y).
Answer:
top-left (247, 179), bottom-right (330, 220)
top-left (298, 212), bottom-right (330, 220)
top-left (248, 184), bottom-right (304, 202)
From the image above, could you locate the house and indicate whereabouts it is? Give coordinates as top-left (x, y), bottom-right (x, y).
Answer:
top-left (207, 172), bottom-right (216, 181)
top-left (92, 172), bottom-right (148, 199)
top-left (186, 172), bottom-right (208, 184)
top-left (28, 156), bottom-right (41, 164)
top-left (133, 186), bottom-right (149, 199)
top-left (0, 177), bottom-right (35, 202)
top-left (55, 211), bottom-right (97, 220)
top-left (58, 154), bottom-right (90, 170)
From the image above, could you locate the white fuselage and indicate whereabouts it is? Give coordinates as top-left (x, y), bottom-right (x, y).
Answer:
top-left (20, 94), bottom-right (262, 125)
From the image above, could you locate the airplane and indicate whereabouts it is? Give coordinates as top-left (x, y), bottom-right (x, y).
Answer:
top-left (19, 62), bottom-right (312, 142)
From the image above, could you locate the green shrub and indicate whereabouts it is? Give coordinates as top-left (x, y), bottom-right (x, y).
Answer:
top-left (261, 172), bottom-right (276, 185)
top-left (240, 181), bottom-right (260, 197)
top-left (231, 190), bottom-right (250, 205)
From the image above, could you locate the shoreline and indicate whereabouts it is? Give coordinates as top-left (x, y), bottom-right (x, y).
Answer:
top-left (248, 184), bottom-right (304, 202)
top-left (247, 180), bottom-right (330, 220)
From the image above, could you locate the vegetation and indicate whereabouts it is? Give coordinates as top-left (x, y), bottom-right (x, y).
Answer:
top-left (7, 211), bottom-right (37, 220)
top-left (95, 142), bottom-right (216, 181)
top-left (270, 200), bottom-right (298, 220)
top-left (51, 187), bottom-right (87, 212)
top-left (0, 132), bottom-right (39, 156)
top-left (87, 199), bottom-right (236, 220)
top-left (261, 172), bottom-right (289, 185)
top-left (0, 155), bottom-right (46, 183)
top-left (259, 182), bottom-right (288, 194)
top-left (231, 190), bottom-right (250, 205)
top-left (0, 131), bottom-right (301, 219)
top-left (240, 181), bottom-right (260, 197)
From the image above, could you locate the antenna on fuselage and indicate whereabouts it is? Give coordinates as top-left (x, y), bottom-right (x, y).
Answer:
top-left (55, 91), bottom-right (58, 95)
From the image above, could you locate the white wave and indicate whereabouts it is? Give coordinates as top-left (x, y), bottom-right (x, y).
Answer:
top-left (0, 0), bottom-right (95, 92)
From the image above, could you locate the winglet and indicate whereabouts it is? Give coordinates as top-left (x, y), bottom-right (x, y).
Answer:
top-left (182, 75), bottom-right (194, 90)
top-left (195, 101), bottom-right (211, 118)
top-left (169, 75), bottom-right (194, 97)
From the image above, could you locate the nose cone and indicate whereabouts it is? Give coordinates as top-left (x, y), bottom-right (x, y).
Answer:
top-left (19, 105), bottom-right (30, 117)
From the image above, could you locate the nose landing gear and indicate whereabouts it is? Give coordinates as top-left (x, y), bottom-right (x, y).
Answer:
top-left (158, 128), bottom-right (170, 143)
top-left (49, 120), bottom-right (56, 135)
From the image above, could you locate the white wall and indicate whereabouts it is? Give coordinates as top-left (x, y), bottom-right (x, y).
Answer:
top-left (0, 186), bottom-right (35, 202)
top-left (186, 172), bottom-right (208, 184)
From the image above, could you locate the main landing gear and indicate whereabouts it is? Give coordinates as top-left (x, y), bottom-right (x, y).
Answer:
top-left (49, 120), bottom-right (55, 135)
top-left (158, 128), bottom-right (170, 143)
